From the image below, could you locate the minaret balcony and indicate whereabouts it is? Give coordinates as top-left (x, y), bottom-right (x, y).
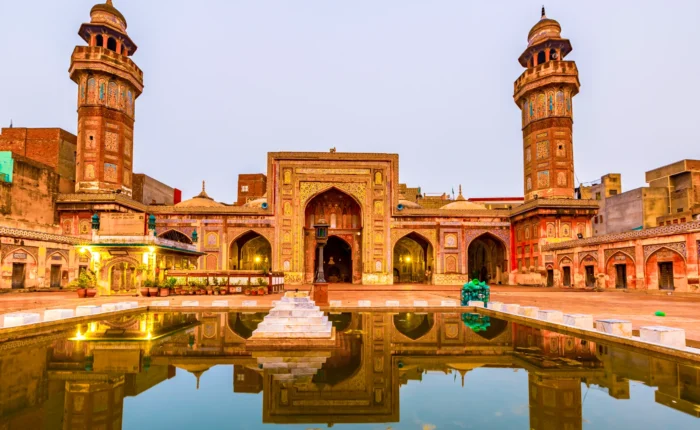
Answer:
top-left (69, 46), bottom-right (144, 94)
top-left (513, 60), bottom-right (580, 103)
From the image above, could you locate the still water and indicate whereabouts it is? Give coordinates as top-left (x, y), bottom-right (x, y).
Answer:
top-left (0, 311), bottom-right (698, 429)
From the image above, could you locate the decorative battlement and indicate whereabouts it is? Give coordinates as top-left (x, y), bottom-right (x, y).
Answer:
top-left (70, 46), bottom-right (144, 93)
top-left (514, 60), bottom-right (579, 101)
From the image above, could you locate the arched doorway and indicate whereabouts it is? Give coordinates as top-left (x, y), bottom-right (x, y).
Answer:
top-left (467, 233), bottom-right (506, 283)
top-left (109, 260), bottom-right (137, 292)
top-left (393, 312), bottom-right (434, 340)
top-left (229, 231), bottom-right (271, 271)
top-left (393, 233), bottom-right (434, 284)
top-left (316, 236), bottom-right (352, 283)
top-left (304, 188), bottom-right (362, 283)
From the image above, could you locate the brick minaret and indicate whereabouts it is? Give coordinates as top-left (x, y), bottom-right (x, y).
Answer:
top-left (70, 0), bottom-right (143, 196)
top-left (514, 7), bottom-right (580, 201)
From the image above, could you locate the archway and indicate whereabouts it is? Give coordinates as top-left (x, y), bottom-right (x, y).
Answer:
top-left (229, 231), bottom-right (271, 271)
top-left (393, 233), bottom-right (434, 284)
top-left (393, 312), bottom-right (434, 340)
top-left (304, 188), bottom-right (362, 283)
top-left (159, 229), bottom-right (193, 244)
top-left (467, 233), bottom-right (506, 283)
top-left (109, 260), bottom-right (137, 292)
top-left (645, 247), bottom-right (686, 291)
top-left (316, 236), bottom-right (352, 283)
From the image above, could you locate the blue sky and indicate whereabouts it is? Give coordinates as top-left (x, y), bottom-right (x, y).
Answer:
top-left (1, 1), bottom-right (698, 202)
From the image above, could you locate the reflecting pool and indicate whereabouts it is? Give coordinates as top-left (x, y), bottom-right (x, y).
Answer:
top-left (0, 310), bottom-right (698, 429)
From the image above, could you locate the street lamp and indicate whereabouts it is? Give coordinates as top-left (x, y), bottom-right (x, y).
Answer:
top-left (312, 219), bottom-right (330, 305)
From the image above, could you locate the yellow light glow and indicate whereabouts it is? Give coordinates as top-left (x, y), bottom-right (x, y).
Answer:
top-left (79, 247), bottom-right (87, 254)
top-left (89, 322), bottom-right (98, 333)
top-left (140, 320), bottom-right (147, 333)
top-left (145, 331), bottom-right (153, 340)
top-left (148, 246), bottom-right (155, 253)
top-left (405, 256), bottom-right (412, 263)
top-left (92, 252), bottom-right (100, 262)
top-left (254, 256), bottom-right (262, 263)
top-left (75, 329), bottom-right (86, 341)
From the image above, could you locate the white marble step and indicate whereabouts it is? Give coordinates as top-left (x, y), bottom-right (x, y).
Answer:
top-left (268, 303), bottom-right (319, 310)
top-left (268, 309), bottom-right (323, 317)
top-left (279, 296), bottom-right (314, 303)
top-left (255, 322), bottom-right (332, 333)
top-left (261, 316), bottom-right (328, 325)
top-left (250, 331), bottom-right (334, 338)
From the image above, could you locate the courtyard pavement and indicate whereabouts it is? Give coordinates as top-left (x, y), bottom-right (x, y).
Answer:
top-left (2, 285), bottom-right (700, 342)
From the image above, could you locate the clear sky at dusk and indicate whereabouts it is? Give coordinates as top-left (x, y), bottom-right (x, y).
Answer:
top-left (1, 0), bottom-right (698, 203)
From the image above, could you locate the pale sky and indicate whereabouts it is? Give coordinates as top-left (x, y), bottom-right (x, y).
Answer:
top-left (1, 0), bottom-right (698, 203)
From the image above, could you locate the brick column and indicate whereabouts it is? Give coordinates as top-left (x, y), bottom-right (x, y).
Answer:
top-left (634, 240), bottom-right (645, 289)
top-left (686, 234), bottom-right (699, 286)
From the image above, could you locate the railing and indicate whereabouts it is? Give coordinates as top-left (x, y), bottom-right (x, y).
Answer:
top-left (166, 270), bottom-right (285, 294)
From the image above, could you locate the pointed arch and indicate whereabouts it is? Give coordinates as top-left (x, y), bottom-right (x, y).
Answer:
top-left (303, 186), bottom-right (363, 229)
top-left (467, 232), bottom-right (508, 283)
top-left (393, 312), bottom-right (435, 341)
top-left (392, 232), bottom-right (435, 284)
top-left (2, 247), bottom-right (37, 264)
top-left (229, 230), bottom-right (271, 271)
top-left (159, 229), bottom-right (193, 244)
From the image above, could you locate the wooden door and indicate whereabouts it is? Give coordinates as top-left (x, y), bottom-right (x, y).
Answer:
top-left (50, 265), bottom-right (61, 288)
top-left (658, 262), bottom-right (674, 290)
top-left (615, 265), bottom-right (627, 289)
top-left (11, 263), bottom-right (26, 289)
top-left (546, 269), bottom-right (554, 287)
top-left (585, 266), bottom-right (595, 287)
top-left (563, 267), bottom-right (571, 287)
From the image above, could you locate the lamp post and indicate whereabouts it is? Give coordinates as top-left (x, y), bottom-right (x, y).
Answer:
top-left (312, 219), bottom-right (330, 305)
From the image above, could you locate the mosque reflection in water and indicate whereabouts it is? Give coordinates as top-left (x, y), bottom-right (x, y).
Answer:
top-left (0, 310), bottom-right (699, 429)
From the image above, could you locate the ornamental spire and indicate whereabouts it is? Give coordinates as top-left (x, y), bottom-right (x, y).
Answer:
top-left (541, 6), bottom-right (546, 19)
top-left (106, 0), bottom-right (113, 5)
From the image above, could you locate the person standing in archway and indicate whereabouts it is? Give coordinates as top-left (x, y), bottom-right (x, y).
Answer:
top-left (424, 266), bottom-right (432, 284)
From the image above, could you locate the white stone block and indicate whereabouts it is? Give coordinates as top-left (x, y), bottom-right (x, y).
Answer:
top-left (488, 301), bottom-right (504, 311)
top-left (413, 300), bottom-right (428, 307)
top-left (76, 305), bottom-right (102, 316)
top-left (330, 300), bottom-right (342, 307)
top-left (518, 306), bottom-right (539, 318)
top-left (596, 319), bottom-right (632, 337)
top-left (121, 301), bottom-right (139, 309)
top-left (212, 300), bottom-right (229, 307)
top-left (44, 309), bottom-right (75, 322)
top-left (640, 326), bottom-right (686, 348)
top-left (564, 314), bottom-right (594, 329)
top-left (2, 313), bottom-right (41, 328)
top-left (242, 300), bottom-right (257, 307)
top-left (385, 300), bottom-right (400, 307)
top-left (441, 300), bottom-right (458, 307)
top-left (537, 310), bottom-right (563, 323)
top-left (182, 301), bottom-right (199, 307)
top-left (151, 301), bottom-right (170, 307)
top-left (358, 300), bottom-right (371, 307)
top-left (503, 304), bottom-right (521, 314)
top-left (467, 301), bottom-right (485, 308)
top-left (101, 303), bottom-right (118, 312)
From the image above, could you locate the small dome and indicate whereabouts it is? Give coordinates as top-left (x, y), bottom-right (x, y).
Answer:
top-left (398, 199), bottom-right (422, 209)
top-left (90, 0), bottom-right (127, 32)
top-left (175, 181), bottom-right (225, 208)
top-left (528, 8), bottom-right (562, 46)
top-left (440, 185), bottom-right (486, 210)
top-left (244, 197), bottom-right (267, 208)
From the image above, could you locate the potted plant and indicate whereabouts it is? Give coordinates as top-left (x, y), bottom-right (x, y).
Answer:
top-left (140, 282), bottom-right (150, 297)
top-left (144, 278), bottom-right (159, 297)
top-left (258, 286), bottom-right (266, 296)
top-left (244, 287), bottom-right (252, 296)
top-left (70, 270), bottom-right (97, 298)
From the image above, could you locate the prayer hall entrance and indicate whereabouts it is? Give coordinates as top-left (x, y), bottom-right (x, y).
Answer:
top-left (304, 188), bottom-right (363, 284)
top-left (467, 233), bottom-right (507, 284)
top-left (392, 233), bottom-right (434, 284)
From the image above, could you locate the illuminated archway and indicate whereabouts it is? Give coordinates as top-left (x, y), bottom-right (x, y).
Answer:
top-left (229, 231), bottom-right (272, 271)
top-left (393, 233), bottom-right (434, 284)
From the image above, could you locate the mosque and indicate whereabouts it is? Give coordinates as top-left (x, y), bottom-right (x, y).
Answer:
top-left (1, 2), bottom-right (698, 292)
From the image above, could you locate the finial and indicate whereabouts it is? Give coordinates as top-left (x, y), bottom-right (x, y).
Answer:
top-left (541, 5), bottom-right (546, 18)
top-left (106, 0), bottom-right (114, 5)
top-left (459, 184), bottom-right (463, 196)
top-left (202, 180), bottom-right (206, 192)
top-left (9, 119), bottom-right (12, 128)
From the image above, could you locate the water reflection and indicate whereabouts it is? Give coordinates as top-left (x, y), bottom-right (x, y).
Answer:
top-left (0, 311), bottom-right (698, 429)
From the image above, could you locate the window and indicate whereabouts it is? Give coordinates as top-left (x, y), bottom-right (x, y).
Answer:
top-left (680, 217), bottom-right (686, 223)
top-left (677, 208), bottom-right (684, 213)
top-left (609, 190), bottom-right (618, 196)
top-left (595, 192), bottom-right (601, 200)
top-left (537, 51), bottom-right (546, 64)
top-left (107, 37), bottom-right (117, 52)
top-left (241, 185), bottom-right (249, 193)
top-left (600, 215), bottom-right (603, 223)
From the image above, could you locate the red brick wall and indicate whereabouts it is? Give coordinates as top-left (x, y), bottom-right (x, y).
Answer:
top-left (235, 174), bottom-right (267, 206)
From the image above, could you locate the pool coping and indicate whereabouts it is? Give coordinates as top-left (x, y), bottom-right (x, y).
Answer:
top-left (1, 305), bottom-right (699, 364)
